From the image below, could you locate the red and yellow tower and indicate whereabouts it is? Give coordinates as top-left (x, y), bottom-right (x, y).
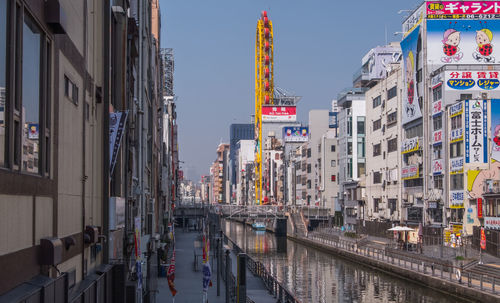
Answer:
top-left (255, 11), bottom-right (274, 205)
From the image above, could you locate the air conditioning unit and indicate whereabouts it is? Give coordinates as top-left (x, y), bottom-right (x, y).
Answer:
top-left (408, 195), bottom-right (414, 204)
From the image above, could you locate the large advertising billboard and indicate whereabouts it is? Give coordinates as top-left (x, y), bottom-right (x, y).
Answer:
top-left (427, 19), bottom-right (500, 65)
top-left (491, 99), bottom-right (500, 161)
top-left (362, 47), bottom-right (401, 80)
top-left (465, 99), bottom-right (487, 164)
top-left (283, 127), bottom-right (309, 142)
top-left (401, 25), bottom-right (423, 125)
top-left (427, 1), bottom-right (500, 19)
top-left (262, 106), bottom-right (296, 122)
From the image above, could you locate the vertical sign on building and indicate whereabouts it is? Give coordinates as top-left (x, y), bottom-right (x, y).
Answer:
top-left (491, 99), bottom-right (500, 161)
top-left (465, 99), bottom-right (487, 164)
top-left (400, 25), bottom-right (423, 125)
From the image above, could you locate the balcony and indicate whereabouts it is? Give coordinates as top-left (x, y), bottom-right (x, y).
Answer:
top-left (484, 180), bottom-right (500, 195)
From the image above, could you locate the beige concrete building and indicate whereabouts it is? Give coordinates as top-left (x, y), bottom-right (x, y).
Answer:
top-left (365, 64), bottom-right (403, 223)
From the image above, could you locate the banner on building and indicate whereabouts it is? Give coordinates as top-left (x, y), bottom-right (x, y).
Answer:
top-left (283, 127), bottom-right (309, 142)
top-left (491, 99), bottom-right (500, 161)
top-left (450, 190), bottom-right (465, 208)
top-left (427, 20), bottom-right (500, 66)
top-left (134, 217), bottom-right (141, 259)
top-left (403, 3), bottom-right (425, 35)
top-left (401, 137), bottom-right (420, 154)
top-left (432, 159), bottom-right (444, 175)
top-left (445, 71), bottom-right (500, 91)
top-left (481, 227), bottom-right (487, 249)
top-left (402, 164), bottom-right (419, 180)
top-left (262, 106), bottom-right (297, 122)
top-left (450, 157), bottom-right (464, 174)
top-left (433, 129), bottom-right (443, 145)
top-left (450, 102), bottom-right (464, 117)
top-left (478, 198), bottom-right (483, 218)
top-left (465, 99), bottom-right (488, 163)
top-left (167, 249), bottom-right (177, 296)
top-left (485, 217), bottom-right (500, 229)
top-left (433, 99), bottom-right (443, 115)
top-left (361, 47), bottom-right (401, 80)
top-left (110, 111), bottom-right (129, 175)
top-left (401, 25), bottom-right (423, 124)
top-left (427, 1), bottom-right (500, 19)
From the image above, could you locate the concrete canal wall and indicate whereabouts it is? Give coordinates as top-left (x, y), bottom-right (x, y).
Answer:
top-left (288, 235), bottom-right (500, 303)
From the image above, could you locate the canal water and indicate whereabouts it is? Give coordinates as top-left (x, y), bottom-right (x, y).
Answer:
top-left (222, 220), bottom-right (468, 303)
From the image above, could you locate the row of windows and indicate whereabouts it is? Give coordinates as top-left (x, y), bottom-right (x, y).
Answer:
top-left (387, 86), bottom-right (397, 100)
top-left (372, 138), bottom-right (397, 157)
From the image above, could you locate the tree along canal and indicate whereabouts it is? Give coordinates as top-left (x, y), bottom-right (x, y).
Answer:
top-left (222, 220), bottom-right (470, 303)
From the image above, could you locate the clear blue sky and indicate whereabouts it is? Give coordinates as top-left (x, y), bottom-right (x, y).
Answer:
top-left (159, 0), bottom-right (422, 180)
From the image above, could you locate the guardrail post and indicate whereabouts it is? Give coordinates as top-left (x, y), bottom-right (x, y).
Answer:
top-left (480, 275), bottom-right (483, 290)
top-left (468, 273), bottom-right (471, 288)
top-left (225, 250), bottom-right (230, 303)
top-left (493, 277), bottom-right (496, 293)
top-left (440, 265), bottom-right (443, 279)
top-left (237, 253), bottom-right (247, 303)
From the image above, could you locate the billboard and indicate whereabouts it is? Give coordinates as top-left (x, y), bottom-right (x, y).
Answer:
top-left (445, 70), bottom-right (500, 91)
top-left (262, 106), bottom-right (296, 122)
top-left (427, 19), bottom-right (500, 65)
top-left (400, 25), bottom-right (423, 124)
top-left (450, 190), bottom-right (465, 208)
top-left (465, 99), bottom-right (488, 164)
top-left (492, 99), bottom-right (500, 161)
top-left (27, 123), bottom-right (39, 140)
top-left (362, 47), bottom-right (401, 80)
top-left (283, 127), bottom-right (309, 142)
top-left (427, 1), bottom-right (500, 19)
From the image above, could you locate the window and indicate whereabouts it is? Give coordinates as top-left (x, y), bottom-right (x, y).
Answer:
top-left (417, 68), bottom-right (422, 83)
top-left (347, 116), bottom-right (352, 136)
top-left (460, 94), bottom-right (472, 100)
top-left (450, 141), bottom-right (463, 158)
top-left (373, 171), bottom-right (382, 184)
top-left (1, 8), bottom-right (50, 175)
top-left (64, 75), bottom-right (79, 105)
top-left (331, 175), bottom-right (336, 182)
top-left (357, 117), bottom-right (365, 135)
top-left (388, 199), bottom-right (397, 214)
top-left (451, 208), bottom-right (464, 223)
top-left (307, 180), bottom-right (311, 189)
top-left (405, 123), bottom-right (423, 138)
top-left (373, 119), bottom-right (382, 131)
top-left (404, 178), bottom-right (423, 187)
top-left (307, 163), bottom-right (311, 173)
top-left (434, 175), bottom-right (443, 189)
top-left (387, 86), bottom-right (397, 100)
top-left (373, 95), bottom-right (381, 108)
top-left (433, 145), bottom-right (442, 159)
top-left (387, 111), bottom-right (397, 126)
top-left (373, 198), bottom-right (380, 212)
top-left (373, 143), bottom-right (381, 157)
top-left (358, 162), bottom-right (365, 176)
top-left (387, 138), bottom-right (397, 153)
top-left (348, 158), bottom-right (353, 178)
top-left (331, 145), bottom-right (336, 152)
top-left (307, 148), bottom-right (311, 158)
top-left (433, 115), bottom-right (442, 131)
top-left (347, 141), bottom-right (352, 155)
top-left (432, 85), bottom-right (442, 102)
top-left (331, 160), bottom-right (336, 167)
top-left (357, 137), bottom-right (365, 158)
top-left (451, 115), bottom-right (462, 130)
top-left (451, 174), bottom-right (464, 190)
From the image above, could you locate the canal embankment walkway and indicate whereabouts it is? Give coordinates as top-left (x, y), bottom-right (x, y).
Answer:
top-left (288, 232), bottom-right (500, 303)
top-left (157, 229), bottom-right (276, 303)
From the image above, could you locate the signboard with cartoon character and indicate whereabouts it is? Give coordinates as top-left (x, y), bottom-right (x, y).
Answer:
top-left (400, 25), bottom-right (423, 125)
top-left (427, 19), bottom-right (500, 66)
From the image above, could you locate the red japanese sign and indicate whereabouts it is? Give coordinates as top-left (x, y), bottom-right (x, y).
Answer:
top-left (262, 106), bottom-right (297, 122)
top-left (427, 1), bottom-right (500, 18)
top-left (478, 198), bottom-right (483, 218)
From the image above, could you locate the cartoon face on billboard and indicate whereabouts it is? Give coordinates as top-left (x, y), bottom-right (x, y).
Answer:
top-left (405, 52), bottom-right (415, 107)
top-left (473, 23), bottom-right (494, 62)
top-left (441, 25), bottom-right (463, 63)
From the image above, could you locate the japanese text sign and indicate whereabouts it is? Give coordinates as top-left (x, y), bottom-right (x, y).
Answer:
top-left (432, 159), bottom-right (444, 174)
top-left (485, 217), bottom-right (500, 229)
top-left (450, 190), bottom-right (465, 208)
top-left (465, 99), bottom-right (488, 164)
top-left (402, 165), bottom-right (419, 180)
top-left (427, 1), bottom-right (500, 18)
top-left (445, 71), bottom-right (500, 91)
top-left (402, 137), bottom-right (420, 154)
top-left (450, 157), bottom-right (464, 174)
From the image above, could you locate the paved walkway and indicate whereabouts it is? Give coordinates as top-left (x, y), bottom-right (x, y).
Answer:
top-left (157, 230), bottom-right (275, 303)
top-left (157, 230), bottom-right (226, 303)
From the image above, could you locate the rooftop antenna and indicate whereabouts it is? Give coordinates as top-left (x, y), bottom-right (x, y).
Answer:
top-left (385, 24), bottom-right (388, 45)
